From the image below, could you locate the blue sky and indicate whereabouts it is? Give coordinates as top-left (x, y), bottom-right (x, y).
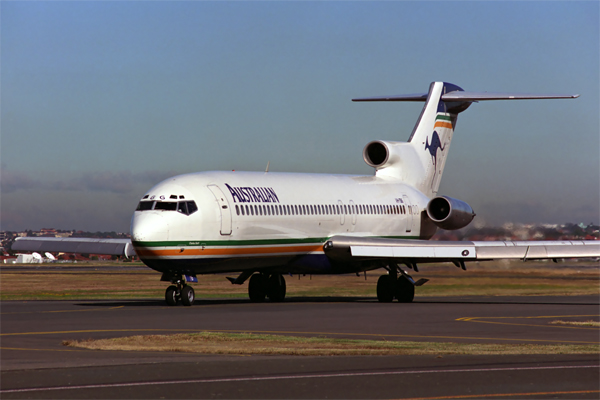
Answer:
top-left (2, 1), bottom-right (598, 232)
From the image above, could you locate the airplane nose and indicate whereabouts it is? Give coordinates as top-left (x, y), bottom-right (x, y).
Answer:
top-left (131, 213), bottom-right (169, 242)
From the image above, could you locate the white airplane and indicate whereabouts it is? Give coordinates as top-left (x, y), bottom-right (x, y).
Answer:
top-left (14, 82), bottom-right (600, 306)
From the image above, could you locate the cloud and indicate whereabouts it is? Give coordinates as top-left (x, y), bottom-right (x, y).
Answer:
top-left (1, 168), bottom-right (177, 194)
top-left (77, 171), bottom-right (177, 193)
top-left (0, 169), bottom-right (40, 193)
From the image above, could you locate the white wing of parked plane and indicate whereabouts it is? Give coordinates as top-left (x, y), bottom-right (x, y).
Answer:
top-left (11, 237), bottom-right (136, 257)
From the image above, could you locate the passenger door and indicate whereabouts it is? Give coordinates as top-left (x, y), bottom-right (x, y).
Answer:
top-left (207, 185), bottom-right (232, 236)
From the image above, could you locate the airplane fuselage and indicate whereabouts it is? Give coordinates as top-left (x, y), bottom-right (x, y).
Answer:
top-left (131, 171), bottom-right (436, 276)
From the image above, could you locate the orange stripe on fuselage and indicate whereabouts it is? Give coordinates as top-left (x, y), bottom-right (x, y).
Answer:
top-left (135, 244), bottom-right (324, 258)
top-left (434, 121), bottom-right (453, 129)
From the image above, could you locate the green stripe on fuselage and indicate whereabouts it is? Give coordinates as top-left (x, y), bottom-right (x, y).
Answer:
top-left (436, 114), bottom-right (452, 121)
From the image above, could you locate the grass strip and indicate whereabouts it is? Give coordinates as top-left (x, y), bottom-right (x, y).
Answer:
top-left (62, 332), bottom-right (600, 356)
top-left (2, 262), bottom-right (599, 301)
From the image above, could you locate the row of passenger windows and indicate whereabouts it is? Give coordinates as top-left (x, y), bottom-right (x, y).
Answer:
top-left (235, 203), bottom-right (415, 217)
top-left (135, 200), bottom-right (198, 216)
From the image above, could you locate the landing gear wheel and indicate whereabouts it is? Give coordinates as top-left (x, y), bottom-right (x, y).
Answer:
top-left (266, 274), bottom-right (286, 302)
top-left (165, 285), bottom-right (178, 306)
top-left (376, 275), bottom-right (395, 303)
top-left (181, 285), bottom-right (195, 306)
top-left (395, 276), bottom-right (415, 303)
top-left (248, 274), bottom-right (267, 302)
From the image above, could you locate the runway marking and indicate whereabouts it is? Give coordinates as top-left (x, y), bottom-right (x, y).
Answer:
top-left (457, 315), bottom-right (600, 330)
top-left (2, 328), bottom-right (598, 344)
top-left (399, 389), bottom-right (600, 399)
top-left (1, 364), bottom-right (597, 394)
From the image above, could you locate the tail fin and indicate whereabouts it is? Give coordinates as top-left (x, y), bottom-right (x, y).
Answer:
top-left (407, 82), bottom-right (468, 196)
top-left (354, 82), bottom-right (577, 198)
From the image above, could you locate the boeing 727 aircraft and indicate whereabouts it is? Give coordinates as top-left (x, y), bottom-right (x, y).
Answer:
top-left (14, 82), bottom-right (600, 306)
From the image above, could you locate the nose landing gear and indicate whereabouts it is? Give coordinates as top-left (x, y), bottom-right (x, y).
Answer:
top-left (163, 275), bottom-right (195, 306)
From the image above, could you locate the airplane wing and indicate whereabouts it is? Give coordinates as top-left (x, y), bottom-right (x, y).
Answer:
top-left (11, 237), bottom-right (136, 257)
top-left (323, 236), bottom-right (600, 265)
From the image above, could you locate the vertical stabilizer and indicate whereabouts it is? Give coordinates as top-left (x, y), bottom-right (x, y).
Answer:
top-left (407, 82), bottom-right (467, 197)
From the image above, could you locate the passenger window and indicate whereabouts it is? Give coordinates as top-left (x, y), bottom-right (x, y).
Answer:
top-left (235, 205), bottom-right (240, 215)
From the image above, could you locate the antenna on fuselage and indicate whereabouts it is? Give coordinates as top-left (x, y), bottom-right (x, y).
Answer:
top-left (265, 161), bottom-right (270, 173)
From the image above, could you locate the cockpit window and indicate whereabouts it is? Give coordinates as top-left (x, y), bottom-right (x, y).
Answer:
top-left (136, 199), bottom-right (198, 215)
top-left (177, 201), bottom-right (198, 215)
top-left (186, 201), bottom-right (197, 215)
top-left (177, 201), bottom-right (188, 215)
top-left (136, 201), bottom-right (155, 211)
top-left (154, 202), bottom-right (178, 211)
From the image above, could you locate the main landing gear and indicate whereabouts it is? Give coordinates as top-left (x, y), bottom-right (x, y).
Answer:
top-left (248, 273), bottom-right (286, 302)
top-left (377, 264), bottom-right (423, 303)
top-left (164, 279), bottom-right (195, 306)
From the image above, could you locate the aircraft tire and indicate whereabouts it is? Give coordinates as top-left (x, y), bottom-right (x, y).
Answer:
top-left (248, 274), bottom-right (267, 302)
top-left (395, 276), bottom-right (415, 303)
top-left (376, 275), bottom-right (394, 303)
top-left (181, 285), bottom-right (195, 306)
top-left (266, 274), bottom-right (286, 302)
top-left (165, 285), bottom-right (178, 306)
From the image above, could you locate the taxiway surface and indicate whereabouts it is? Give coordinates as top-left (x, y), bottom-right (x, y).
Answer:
top-left (2, 295), bottom-right (599, 399)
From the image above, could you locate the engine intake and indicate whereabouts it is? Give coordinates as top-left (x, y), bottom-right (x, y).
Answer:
top-left (363, 141), bottom-right (390, 168)
top-left (426, 196), bottom-right (475, 230)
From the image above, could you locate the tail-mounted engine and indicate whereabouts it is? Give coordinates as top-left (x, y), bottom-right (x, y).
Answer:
top-left (426, 196), bottom-right (475, 230)
top-left (363, 140), bottom-right (422, 181)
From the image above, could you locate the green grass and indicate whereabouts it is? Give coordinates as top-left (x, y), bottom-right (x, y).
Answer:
top-left (2, 261), bottom-right (598, 301)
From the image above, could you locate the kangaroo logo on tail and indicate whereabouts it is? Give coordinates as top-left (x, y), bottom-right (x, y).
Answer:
top-left (425, 130), bottom-right (445, 188)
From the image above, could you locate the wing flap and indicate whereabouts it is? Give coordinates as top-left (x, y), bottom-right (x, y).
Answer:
top-left (11, 237), bottom-right (135, 257)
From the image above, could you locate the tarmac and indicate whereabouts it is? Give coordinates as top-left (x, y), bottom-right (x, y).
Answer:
top-left (1, 295), bottom-right (599, 399)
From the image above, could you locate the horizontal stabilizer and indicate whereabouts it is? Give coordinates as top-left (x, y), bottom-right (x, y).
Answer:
top-left (353, 92), bottom-right (579, 102)
top-left (441, 92), bottom-right (579, 101)
top-left (353, 93), bottom-right (428, 102)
